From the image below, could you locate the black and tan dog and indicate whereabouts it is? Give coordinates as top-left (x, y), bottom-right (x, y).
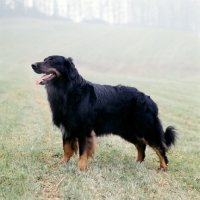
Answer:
top-left (31, 55), bottom-right (177, 171)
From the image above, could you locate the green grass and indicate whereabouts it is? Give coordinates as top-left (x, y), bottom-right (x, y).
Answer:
top-left (0, 18), bottom-right (200, 199)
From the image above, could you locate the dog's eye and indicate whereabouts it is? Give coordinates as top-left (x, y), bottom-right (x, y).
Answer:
top-left (49, 58), bottom-right (53, 63)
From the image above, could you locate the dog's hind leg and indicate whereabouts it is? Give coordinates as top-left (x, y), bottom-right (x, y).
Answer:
top-left (60, 138), bottom-right (78, 164)
top-left (150, 145), bottom-right (168, 171)
top-left (135, 141), bottom-right (146, 162)
top-left (140, 137), bottom-right (168, 170)
top-left (122, 135), bottom-right (146, 162)
top-left (78, 131), bottom-right (96, 171)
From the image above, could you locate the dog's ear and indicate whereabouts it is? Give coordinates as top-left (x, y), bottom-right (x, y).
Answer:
top-left (65, 57), bottom-right (75, 67)
top-left (64, 57), bottom-right (75, 67)
top-left (64, 57), bottom-right (76, 80)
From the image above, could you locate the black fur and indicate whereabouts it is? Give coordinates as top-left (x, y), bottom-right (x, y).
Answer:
top-left (31, 55), bottom-right (177, 170)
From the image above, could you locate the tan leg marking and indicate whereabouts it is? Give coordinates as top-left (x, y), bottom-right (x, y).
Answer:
top-left (78, 152), bottom-right (88, 171)
top-left (153, 148), bottom-right (167, 170)
top-left (86, 130), bottom-right (96, 158)
top-left (135, 144), bottom-right (144, 162)
top-left (135, 137), bottom-right (147, 162)
top-left (78, 131), bottom-right (96, 171)
top-left (60, 138), bottom-right (78, 164)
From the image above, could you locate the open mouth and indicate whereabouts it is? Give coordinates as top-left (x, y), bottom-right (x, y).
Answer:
top-left (36, 73), bottom-right (56, 85)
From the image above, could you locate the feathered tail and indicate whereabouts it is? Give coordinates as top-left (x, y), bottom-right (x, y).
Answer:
top-left (164, 126), bottom-right (177, 148)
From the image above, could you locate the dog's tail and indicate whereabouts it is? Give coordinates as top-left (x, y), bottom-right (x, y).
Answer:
top-left (164, 126), bottom-right (177, 148)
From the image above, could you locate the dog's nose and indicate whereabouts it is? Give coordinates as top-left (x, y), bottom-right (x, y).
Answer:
top-left (31, 63), bottom-right (37, 69)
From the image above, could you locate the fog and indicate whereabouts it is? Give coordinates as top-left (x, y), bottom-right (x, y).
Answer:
top-left (0, 0), bottom-right (199, 80)
top-left (1, 0), bottom-right (200, 32)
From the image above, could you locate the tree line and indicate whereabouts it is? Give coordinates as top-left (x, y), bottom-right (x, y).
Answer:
top-left (1, 0), bottom-right (199, 32)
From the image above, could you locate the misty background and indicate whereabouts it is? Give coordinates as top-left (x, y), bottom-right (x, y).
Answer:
top-left (0, 0), bottom-right (200, 80)
top-left (1, 0), bottom-right (200, 32)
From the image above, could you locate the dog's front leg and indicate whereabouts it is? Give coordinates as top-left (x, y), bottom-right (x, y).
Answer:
top-left (61, 138), bottom-right (78, 164)
top-left (78, 131), bottom-right (96, 171)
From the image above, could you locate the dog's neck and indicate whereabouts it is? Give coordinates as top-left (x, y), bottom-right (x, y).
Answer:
top-left (45, 73), bottom-right (88, 104)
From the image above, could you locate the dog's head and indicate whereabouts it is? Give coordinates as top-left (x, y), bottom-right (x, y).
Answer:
top-left (31, 55), bottom-right (76, 85)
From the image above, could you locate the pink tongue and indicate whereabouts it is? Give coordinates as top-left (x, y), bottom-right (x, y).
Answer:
top-left (36, 74), bottom-right (51, 85)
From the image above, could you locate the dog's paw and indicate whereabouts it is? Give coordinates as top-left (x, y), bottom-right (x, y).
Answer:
top-left (157, 167), bottom-right (167, 172)
top-left (60, 157), bottom-right (70, 164)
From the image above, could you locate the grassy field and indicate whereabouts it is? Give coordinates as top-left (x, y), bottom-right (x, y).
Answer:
top-left (0, 18), bottom-right (200, 199)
